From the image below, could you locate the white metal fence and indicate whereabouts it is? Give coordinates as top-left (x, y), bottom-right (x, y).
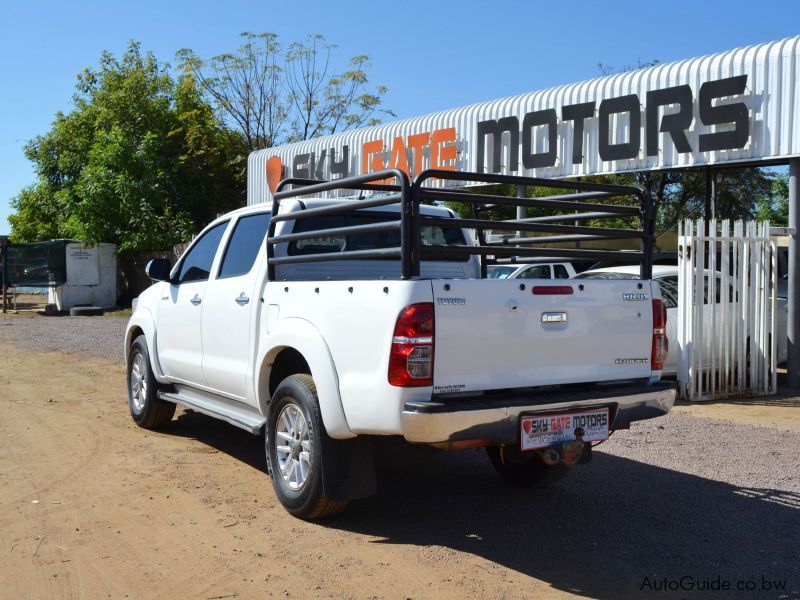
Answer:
top-left (677, 219), bottom-right (778, 401)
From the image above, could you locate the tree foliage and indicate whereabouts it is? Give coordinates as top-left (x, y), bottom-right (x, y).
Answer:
top-left (596, 168), bottom-right (777, 229)
top-left (177, 32), bottom-right (393, 151)
top-left (755, 171), bottom-right (789, 226)
top-left (443, 166), bottom-right (780, 235)
top-left (10, 42), bottom-right (245, 251)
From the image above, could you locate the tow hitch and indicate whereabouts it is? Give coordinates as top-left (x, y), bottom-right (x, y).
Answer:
top-left (536, 428), bottom-right (593, 466)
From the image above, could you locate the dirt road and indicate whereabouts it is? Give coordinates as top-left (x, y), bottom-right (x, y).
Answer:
top-left (1, 320), bottom-right (798, 599)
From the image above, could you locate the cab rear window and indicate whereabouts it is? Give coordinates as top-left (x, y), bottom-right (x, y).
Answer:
top-left (287, 213), bottom-right (468, 261)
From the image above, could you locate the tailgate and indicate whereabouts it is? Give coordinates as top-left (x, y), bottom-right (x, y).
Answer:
top-left (432, 279), bottom-right (655, 394)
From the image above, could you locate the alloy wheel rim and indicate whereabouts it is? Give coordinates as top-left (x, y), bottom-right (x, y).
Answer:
top-left (274, 403), bottom-right (312, 491)
top-left (130, 353), bottom-right (147, 413)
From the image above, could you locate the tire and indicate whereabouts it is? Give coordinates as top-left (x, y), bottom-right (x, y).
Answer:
top-left (127, 335), bottom-right (175, 429)
top-left (486, 445), bottom-right (570, 487)
top-left (266, 374), bottom-right (347, 519)
top-left (70, 306), bottom-right (104, 316)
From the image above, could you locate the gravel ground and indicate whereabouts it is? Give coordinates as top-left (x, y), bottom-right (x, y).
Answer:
top-left (359, 415), bottom-right (800, 598)
top-left (1, 312), bottom-right (798, 597)
top-left (0, 313), bottom-right (128, 363)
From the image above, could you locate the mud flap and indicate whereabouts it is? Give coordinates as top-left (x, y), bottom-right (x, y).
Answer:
top-left (320, 434), bottom-right (376, 501)
top-left (578, 442), bottom-right (593, 464)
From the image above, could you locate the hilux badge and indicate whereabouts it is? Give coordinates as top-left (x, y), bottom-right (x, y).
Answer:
top-left (623, 292), bottom-right (649, 301)
top-left (541, 312), bottom-right (567, 324)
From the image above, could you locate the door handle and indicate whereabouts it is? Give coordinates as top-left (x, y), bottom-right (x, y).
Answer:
top-left (190, 295), bottom-right (202, 306)
top-left (235, 293), bottom-right (250, 306)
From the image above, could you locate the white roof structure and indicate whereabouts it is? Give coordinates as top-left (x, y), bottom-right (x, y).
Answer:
top-left (249, 35), bottom-right (800, 205)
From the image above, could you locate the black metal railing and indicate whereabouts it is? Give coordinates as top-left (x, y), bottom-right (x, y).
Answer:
top-left (266, 169), bottom-right (655, 281)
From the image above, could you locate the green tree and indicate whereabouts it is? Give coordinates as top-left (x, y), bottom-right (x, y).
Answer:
top-left (755, 171), bottom-right (789, 226)
top-left (177, 32), bottom-right (393, 150)
top-left (626, 168), bottom-right (775, 229)
top-left (9, 41), bottom-right (245, 251)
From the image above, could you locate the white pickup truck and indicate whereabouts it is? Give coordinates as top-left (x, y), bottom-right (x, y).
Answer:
top-left (125, 169), bottom-right (676, 519)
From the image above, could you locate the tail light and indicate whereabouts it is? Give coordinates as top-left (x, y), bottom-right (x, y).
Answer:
top-left (388, 303), bottom-right (434, 387)
top-left (651, 299), bottom-right (668, 371)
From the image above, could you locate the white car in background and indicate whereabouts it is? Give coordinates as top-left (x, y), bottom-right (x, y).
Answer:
top-left (572, 265), bottom-right (788, 375)
top-left (487, 262), bottom-right (577, 280)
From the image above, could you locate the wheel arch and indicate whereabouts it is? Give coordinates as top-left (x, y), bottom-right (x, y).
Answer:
top-left (256, 318), bottom-right (354, 439)
top-left (125, 308), bottom-right (166, 380)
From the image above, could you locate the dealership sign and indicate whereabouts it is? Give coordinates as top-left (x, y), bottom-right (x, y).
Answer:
top-left (249, 36), bottom-right (800, 204)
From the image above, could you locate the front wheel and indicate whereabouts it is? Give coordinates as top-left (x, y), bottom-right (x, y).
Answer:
top-left (127, 335), bottom-right (175, 429)
top-left (485, 445), bottom-right (570, 487)
top-left (266, 374), bottom-right (347, 519)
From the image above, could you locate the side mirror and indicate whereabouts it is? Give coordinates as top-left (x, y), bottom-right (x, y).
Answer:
top-left (145, 258), bottom-right (173, 282)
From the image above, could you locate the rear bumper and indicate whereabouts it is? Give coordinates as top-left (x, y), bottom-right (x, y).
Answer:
top-left (401, 381), bottom-right (676, 444)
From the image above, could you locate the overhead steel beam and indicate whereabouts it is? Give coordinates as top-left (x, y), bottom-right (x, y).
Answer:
top-left (788, 159), bottom-right (800, 388)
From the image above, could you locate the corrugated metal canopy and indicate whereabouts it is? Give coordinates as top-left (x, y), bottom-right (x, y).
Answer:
top-left (249, 35), bottom-right (800, 205)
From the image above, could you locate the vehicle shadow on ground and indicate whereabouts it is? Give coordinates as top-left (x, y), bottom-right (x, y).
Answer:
top-left (170, 409), bottom-right (267, 470)
top-left (332, 440), bottom-right (799, 599)
top-left (164, 413), bottom-right (798, 599)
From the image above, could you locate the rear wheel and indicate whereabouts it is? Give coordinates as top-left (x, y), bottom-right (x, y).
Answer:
top-left (127, 335), bottom-right (175, 429)
top-left (266, 374), bottom-right (347, 519)
top-left (486, 445), bottom-right (570, 487)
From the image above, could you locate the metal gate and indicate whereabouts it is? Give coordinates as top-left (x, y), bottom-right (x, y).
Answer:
top-left (677, 219), bottom-right (778, 401)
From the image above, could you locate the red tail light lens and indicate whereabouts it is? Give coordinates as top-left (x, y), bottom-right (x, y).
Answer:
top-left (532, 285), bottom-right (574, 295)
top-left (388, 303), bottom-right (434, 387)
top-left (651, 299), bottom-right (668, 370)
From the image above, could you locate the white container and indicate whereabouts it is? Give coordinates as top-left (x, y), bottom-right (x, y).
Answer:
top-left (49, 243), bottom-right (117, 310)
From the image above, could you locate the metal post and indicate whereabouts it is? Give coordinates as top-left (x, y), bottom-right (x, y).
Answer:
top-left (787, 159), bottom-right (800, 388)
top-left (1, 239), bottom-right (6, 314)
top-left (705, 167), bottom-right (716, 231)
top-left (516, 185), bottom-right (526, 260)
top-left (516, 185), bottom-right (526, 237)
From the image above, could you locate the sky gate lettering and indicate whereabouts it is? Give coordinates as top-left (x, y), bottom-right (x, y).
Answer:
top-left (362, 127), bottom-right (458, 178)
top-left (267, 128), bottom-right (458, 193)
top-left (476, 75), bottom-right (750, 173)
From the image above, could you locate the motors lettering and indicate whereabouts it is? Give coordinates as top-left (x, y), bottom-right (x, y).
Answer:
top-left (477, 75), bottom-right (749, 172)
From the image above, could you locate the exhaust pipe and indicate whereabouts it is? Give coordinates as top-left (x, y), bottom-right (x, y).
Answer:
top-left (539, 448), bottom-right (561, 465)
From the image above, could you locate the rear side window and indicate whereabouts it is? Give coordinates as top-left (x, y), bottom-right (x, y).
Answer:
top-left (287, 213), bottom-right (468, 261)
top-left (176, 221), bottom-right (228, 283)
top-left (488, 266), bottom-right (516, 279)
top-left (218, 213), bottom-right (271, 279)
top-left (518, 265), bottom-right (552, 279)
top-left (553, 264), bottom-right (570, 279)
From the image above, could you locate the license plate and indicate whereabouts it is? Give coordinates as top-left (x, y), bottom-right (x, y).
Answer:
top-left (520, 408), bottom-right (610, 451)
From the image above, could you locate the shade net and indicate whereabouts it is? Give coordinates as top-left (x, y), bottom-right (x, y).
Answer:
top-left (1, 240), bottom-right (74, 287)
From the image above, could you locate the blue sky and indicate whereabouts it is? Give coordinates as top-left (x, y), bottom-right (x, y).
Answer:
top-left (1, 0), bottom-right (799, 235)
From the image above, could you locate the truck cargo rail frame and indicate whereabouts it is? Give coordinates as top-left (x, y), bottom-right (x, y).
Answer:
top-left (266, 169), bottom-right (655, 281)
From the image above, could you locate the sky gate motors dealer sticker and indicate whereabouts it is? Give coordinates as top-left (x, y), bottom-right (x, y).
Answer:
top-left (521, 408), bottom-right (610, 451)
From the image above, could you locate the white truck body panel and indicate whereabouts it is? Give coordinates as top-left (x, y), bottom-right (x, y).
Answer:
top-left (431, 278), bottom-right (657, 394)
top-left (262, 279), bottom-right (434, 434)
top-left (127, 200), bottom-right (674, 444)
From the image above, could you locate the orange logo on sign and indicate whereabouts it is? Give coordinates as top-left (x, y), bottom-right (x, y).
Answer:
top-left (266, 156), bottom-right (283, 194)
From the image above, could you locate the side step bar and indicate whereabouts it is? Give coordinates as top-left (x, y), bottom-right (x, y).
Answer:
top-left (158, 385), bottom-right (266, 435)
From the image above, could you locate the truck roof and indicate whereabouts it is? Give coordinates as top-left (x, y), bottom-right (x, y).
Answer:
top-left (210, 198), bottom-right (457, 226)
